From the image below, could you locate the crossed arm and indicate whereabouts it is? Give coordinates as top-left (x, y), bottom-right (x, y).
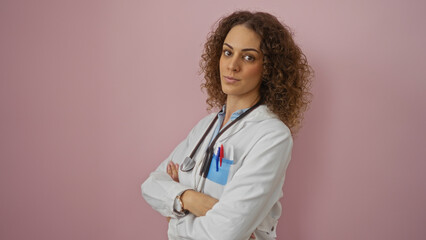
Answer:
top-left (166, 162), bottom-right (218, 217)
top-left (142, 122), bottom-right (292, 239)
top-left (166, 162), bottom-right (256, 239)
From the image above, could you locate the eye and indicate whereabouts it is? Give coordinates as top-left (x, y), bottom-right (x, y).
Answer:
top-left (223, 49), bottom-right (232, 57)
top-left (243, 55), bottom-right (255, 62)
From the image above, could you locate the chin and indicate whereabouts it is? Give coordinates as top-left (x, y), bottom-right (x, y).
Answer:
top-left (221, 85), bottom-right (236, 96)
top-left (221, 81), bottom-right (238, 95)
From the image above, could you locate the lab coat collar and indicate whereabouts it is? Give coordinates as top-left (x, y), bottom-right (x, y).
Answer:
top-left (217, 104), bottom-right (278, 142)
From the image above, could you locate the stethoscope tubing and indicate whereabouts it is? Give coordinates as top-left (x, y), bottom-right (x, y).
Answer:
top-left (180, 100), bottom-right (263, 180)
top-left (199, 101), bottom-right (262, 178)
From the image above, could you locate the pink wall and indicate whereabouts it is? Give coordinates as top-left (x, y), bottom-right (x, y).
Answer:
top-left (1, 0), bottom-right (425, 239)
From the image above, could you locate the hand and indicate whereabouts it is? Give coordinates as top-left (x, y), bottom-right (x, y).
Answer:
top-left (180, 189), bottom-right (218, 217)
top-left (167, 162), bottom-right (218, 217)
top-left (166, 162), bottom-right (179, 223)
top-left (167, 161), bottom-right (179, 182)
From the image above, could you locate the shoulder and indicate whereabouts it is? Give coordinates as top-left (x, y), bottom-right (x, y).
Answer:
top-left (187, 112), bottom-right (217, 138)
top-left (194, 112), bottom-right (217, 129)
top-left (247, 105), bottom-right (291, 137)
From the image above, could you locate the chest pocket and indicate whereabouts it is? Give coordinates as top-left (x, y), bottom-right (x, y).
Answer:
top-left (206, 153), bottom-right (233, 185)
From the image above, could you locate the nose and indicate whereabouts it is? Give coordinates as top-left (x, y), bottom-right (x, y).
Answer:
top-left (227, 56), bottom-right (240, 72)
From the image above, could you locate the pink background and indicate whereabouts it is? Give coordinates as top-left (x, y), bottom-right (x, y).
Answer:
top-left (1, 0), bottom-right (425, 239)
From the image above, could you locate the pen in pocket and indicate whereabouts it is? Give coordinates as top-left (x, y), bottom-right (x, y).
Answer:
top-left (220, 144), bottom-right (224, 167)
top-left (215, 146), bottom-right (221, 172)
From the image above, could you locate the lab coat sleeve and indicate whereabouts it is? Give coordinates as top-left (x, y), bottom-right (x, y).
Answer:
top-left (172, 125), bottom-right (293, 240)
top-left (141, 118), bottom-right (204, 218)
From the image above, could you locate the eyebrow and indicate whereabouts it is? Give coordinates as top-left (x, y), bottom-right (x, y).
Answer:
top-left (223, 43), bottom-right (260, 53)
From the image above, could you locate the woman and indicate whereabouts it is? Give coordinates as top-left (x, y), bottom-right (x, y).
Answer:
top-left (141, 11), bottom-right (312, 240)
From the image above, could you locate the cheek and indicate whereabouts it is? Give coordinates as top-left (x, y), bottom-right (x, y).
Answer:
top-left (246, 64), bottom-right (263, 80)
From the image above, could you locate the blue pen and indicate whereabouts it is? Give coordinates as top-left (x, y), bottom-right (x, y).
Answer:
top-left (215, 146), bottom-right (221, 172)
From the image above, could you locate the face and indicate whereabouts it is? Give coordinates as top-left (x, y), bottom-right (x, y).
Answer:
top-left (219, 25), bottom-right (263, 101)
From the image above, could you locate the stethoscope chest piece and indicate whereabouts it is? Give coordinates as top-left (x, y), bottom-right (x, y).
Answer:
top-left (180, 156), bottom-right (196, 172)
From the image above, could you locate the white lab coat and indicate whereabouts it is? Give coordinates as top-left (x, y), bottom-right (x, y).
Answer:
top-left (141, 105), bottom-right (293, 240)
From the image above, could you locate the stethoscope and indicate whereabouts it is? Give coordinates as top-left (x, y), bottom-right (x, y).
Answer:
top-left (180, 100), bottom-right (262, 178)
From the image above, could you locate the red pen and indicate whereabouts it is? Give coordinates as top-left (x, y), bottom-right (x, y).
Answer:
top-left (220, 144), bottom-right (224, 167)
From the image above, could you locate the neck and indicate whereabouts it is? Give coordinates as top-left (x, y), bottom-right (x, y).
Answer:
top-left (221, 93), bottom-right (260, 128)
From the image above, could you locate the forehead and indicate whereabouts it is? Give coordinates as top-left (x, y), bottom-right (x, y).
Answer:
top-left (223, 25), bottom-right (261, 49)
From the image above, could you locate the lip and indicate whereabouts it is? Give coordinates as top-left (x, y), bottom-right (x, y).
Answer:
top-left (223, 76), bottom-right (240, 83)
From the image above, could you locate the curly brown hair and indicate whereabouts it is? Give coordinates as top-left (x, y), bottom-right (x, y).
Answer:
top-left (200, 11), bottom-right (313, 134)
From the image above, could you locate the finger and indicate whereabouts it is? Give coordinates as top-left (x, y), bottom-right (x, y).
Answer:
top-left (168, 162), bottom-right (174, 178)
top-left (167, 162), bottom-right (171, 175)
top-left (172, 164), bottom-right (178, 180)
top-left (168, 162), bottom-right (175, 178)
top-left (175, 163), bottom-right (180, 177)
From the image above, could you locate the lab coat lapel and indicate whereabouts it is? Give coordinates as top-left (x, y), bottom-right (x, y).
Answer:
top-left (218, 105), bottom-right (273, 142)
top-left (218, 121), bottom-right (247, 142)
